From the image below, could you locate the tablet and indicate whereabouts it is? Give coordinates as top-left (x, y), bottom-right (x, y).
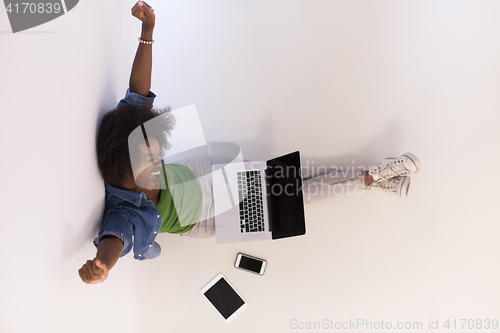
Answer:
top-left (200, 273), bottom-right (248, 322)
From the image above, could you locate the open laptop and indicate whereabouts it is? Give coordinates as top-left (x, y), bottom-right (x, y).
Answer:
top-left (212, 151), bottom-right (306, 243)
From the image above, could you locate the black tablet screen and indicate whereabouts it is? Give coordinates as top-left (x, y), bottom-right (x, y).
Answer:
top-left (204, 278), bottom-right (245, 319)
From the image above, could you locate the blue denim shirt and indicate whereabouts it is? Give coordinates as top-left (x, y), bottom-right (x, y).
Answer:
top-left (93, 88), bottom-right (163, 261)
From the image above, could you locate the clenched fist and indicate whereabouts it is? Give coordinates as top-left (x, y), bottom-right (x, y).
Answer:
top-left (78, 258), bottom-right (109, 285)
top-left (132, 1), bottom-right (155, 29)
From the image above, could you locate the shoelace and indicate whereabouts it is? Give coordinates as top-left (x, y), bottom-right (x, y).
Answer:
top-left (365, 176), bottom-right (401, 192)
top-left (377, 159), bottom-right (411, 179)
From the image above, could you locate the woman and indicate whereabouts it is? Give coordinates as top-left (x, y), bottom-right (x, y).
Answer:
top-left (78, 1), bottom-right (421, 284)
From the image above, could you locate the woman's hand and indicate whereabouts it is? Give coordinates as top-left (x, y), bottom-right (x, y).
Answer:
top-left (78, 258), bottom-right (109, 285)
top-left (131, 1), bottom-right (155, 29)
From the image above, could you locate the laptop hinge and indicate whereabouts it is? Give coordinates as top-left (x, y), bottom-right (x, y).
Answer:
top-left (265, 168), bottom-right (273, 232)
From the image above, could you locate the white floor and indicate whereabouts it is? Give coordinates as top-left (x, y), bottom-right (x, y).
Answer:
top-left (1, 1), bottom-right (500, 332)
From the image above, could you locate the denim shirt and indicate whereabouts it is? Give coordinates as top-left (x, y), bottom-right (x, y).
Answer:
top-left (93, 88), bottom-right (163, 261)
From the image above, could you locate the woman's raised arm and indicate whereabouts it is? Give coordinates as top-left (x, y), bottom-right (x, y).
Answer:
top-left (129, 1), bottom-right (156, 97)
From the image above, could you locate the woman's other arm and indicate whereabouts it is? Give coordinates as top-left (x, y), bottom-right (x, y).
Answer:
top-left (78, 235), bottom-right (124, 284)
top-left (129, 1), bottom-right (156, 97)
top-left (95, 236), bottom-right (124, 271)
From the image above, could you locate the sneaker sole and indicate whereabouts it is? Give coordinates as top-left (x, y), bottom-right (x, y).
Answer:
top-left (402, 152), bottom-right (421, 174)
top-left (400, 176), bottom-right (411, 198)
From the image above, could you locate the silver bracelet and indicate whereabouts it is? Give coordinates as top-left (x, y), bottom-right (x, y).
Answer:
top-left (138, 37), bottom-right (154, 45)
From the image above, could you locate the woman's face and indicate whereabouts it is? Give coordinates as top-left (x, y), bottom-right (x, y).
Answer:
top-left (133, 137), bottom-right (163, 190)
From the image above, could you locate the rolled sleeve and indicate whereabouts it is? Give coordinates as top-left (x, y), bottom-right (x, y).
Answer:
top-left (93, 210), bottom-right (134, 258)
top-left (117, 87), bottom-right (156, 109)
top-left (141, 241), bottom-right (161, 260)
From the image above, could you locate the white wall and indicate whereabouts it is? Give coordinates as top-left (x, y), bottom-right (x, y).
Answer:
top-left (1, 1), bottom-right (499, 332)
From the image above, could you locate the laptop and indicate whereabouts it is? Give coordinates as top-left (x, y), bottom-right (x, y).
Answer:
top-left (212, 151), bottom-right (306, 243)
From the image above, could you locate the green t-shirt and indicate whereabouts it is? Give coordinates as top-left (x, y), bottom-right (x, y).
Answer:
top-left (155, 163), bottom-right (203, 234)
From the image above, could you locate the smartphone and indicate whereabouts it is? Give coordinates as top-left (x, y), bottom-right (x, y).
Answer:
top-left (234, 253), bottom-right (267, 275)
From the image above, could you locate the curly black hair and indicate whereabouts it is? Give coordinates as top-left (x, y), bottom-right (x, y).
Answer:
top-left (96, 103), bottom-right (176, 189)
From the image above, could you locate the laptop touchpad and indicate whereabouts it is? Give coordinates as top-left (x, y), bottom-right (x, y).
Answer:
top-left (216, 192), bottom-right (238, 216)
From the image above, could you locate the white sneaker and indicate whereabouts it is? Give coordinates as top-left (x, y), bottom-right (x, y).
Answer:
top-left (366, 176), bottom-right (411, 198)
top-left (369, 152), bottom-right (421, 181)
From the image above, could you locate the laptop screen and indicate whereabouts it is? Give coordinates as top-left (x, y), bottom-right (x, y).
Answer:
top-left (266, 151), bottom-right (306, 240)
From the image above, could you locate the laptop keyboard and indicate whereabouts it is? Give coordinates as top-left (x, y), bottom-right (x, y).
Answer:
top-left (237, 170), bottom-right (265, 233)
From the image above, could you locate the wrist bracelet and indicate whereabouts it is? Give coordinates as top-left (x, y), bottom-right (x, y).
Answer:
top-left (138, 37), bottom-right (154, 45)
